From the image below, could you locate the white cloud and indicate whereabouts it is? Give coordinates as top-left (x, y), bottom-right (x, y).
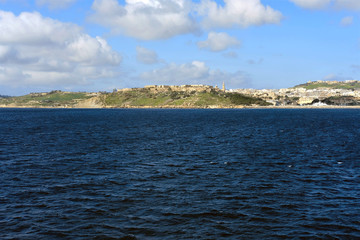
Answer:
top-left (322, 73), bottom-right (354, 81)
top-left (198, 0), bottom-right (283, 29)
top-left (141, 61), bottom-right (209, 84)
top-left (0, 67), bottom-right (30, 86)
top-left (140, 61), bottom-right (250, 88)
top-left (197, 32), bottom-right (240, 52)
top-left (340, 16), bottom-right (353, 26)
top-left (290, 0), bottom-right (360, 10)
top-left (289, 0), bottom-right (331, 9)
top-left (247, 58), bottom-right (263, 65)
top-left (136, 46), bottom-right (159, 64)
top-left (90, 0), bottom-right (198, 40)
top-left (36, 0), bottom-right (77, 9)
top-left (0, 10), bottom-right (121, 88)
top-left (223, 51), bottom-right (238, 58)
top-left (334, 0), bottom-right (360, 10)
top-left (0, 11), bottom-right (81, 45)
top-left (90, 0), bottom-right (284, 40)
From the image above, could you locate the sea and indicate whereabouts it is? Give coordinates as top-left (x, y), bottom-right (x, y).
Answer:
top-left (1, 108), bottom-right (360, 239)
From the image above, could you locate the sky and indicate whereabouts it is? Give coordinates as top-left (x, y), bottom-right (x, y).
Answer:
top-left (0, 0), bottom-right (359, 95)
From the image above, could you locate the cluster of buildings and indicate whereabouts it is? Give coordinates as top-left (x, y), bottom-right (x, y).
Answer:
top-left (115, 83), bottom-right (226, 94)
top-left (231, 87), bottom-right (360, 106)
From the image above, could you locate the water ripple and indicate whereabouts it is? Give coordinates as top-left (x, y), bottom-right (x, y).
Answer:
top-left (1, 109), bottom-right (360, 239)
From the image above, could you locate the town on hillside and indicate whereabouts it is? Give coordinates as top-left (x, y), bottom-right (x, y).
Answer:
top-left (113, 80), bottom-right (360, 106)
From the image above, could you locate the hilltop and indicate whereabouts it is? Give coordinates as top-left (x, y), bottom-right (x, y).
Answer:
top-left (294, 80), bottom-right (360, 90)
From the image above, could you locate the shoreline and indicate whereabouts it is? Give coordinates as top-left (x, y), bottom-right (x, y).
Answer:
top-left (2, 105), bottom-right (360, 109)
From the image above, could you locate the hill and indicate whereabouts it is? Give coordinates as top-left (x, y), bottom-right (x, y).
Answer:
top-left (0, 90), bottom-right (95, 108)
top-left (294, 80), bottom-right (360, 90)
top-left (101, 86), bottom-right (270, 108)
top-left (0, 86), bottom-right (270, 108)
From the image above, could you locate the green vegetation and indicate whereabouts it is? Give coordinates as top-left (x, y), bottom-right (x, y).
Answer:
top-left (226, 93), bottom-right (271, 106)
top-left (101, 89), bottom-right (174, 107)
top-left (193, 92), bottom-right (231, 106)
top-left (295, 81), bottom-right (360, 90)
top-left (0, 90), bottom-right (91, 107)
top-left (100, 89), bottom-right (270, 108)
top-left (0, 87), bottom-right (272, 108)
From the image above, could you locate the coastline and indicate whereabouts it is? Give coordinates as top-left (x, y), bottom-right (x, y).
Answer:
top-left (4, 82), bottom-right (360, 110)
top-left (2, 105), bottom-right (360, 109)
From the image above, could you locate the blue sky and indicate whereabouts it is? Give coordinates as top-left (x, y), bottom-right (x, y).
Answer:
top-left (0, 0), bottom-right (359, 95)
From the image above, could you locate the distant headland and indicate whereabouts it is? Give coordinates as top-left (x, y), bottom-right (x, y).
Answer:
top-left (2, 80), bottom-right (360, 109)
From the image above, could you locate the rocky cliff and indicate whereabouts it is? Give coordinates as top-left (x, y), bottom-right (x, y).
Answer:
top-left (232, 80), bottom-right (360, 106)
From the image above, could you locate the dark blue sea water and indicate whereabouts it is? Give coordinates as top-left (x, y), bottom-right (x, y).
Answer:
top-left (1, 108), bottom-right (360, 239)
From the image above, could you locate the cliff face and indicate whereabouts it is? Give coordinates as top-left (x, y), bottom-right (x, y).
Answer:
top-left (232, 80), bottom-right (360, 106)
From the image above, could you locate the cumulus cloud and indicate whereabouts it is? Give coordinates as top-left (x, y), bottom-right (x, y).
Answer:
top-left (289, 0), bottom-right (331, 9)
top-left (334, 0), bottom-right (360, 10)
top-left (90, 0), bottom-right (284, 40)
top-left (197, 0), bottom-right (283, 29)
top-left (340, 16), bottom-right (353, 26)
top-left (290, 0), bottom-right (360, 10)
top-left (36, 0), bottom-right (77, 9)
top-left (136, 46), bottom-right (159, 64)
top-left (140, 61), bottom-right (250, 88)
top-left (90, 0), bottom-right (198, 40)
top-left (197, 32), bottom-right (240, 52)
top-left (0, 10), bottom-right (121, 88)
